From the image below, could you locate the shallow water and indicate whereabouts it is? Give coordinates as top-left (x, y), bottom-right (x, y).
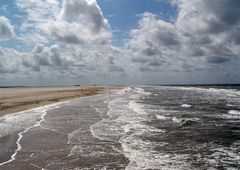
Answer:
top-left (0, 86), bottom-right (240, 169)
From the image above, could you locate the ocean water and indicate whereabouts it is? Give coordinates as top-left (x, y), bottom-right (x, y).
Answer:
top-left (91, 86), bottom-right (240, 169)
top-left (0, 86), bottom-right (240, 169)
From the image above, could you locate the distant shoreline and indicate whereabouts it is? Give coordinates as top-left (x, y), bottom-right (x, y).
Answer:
top-left (1, 84), bottom-right (240, 88)
top-left (0, 86), bottom-right (107, 118)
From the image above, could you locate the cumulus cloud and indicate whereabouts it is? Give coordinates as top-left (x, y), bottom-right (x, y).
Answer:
top-left (0, 16), bottom-right (16, 40)
top-left (22, 44), bottom-right (77, 72)
top-left (69, 45), bottom-right (128, 74)
top-left (0, 0), bottom-right (128, 85)
top-left (3, 0), bottom-right (239, 85)
top-left (129, 0), bottom-right (240, 73)
top-left (174, 0), bottom-right (240, 63)
top-left (15, 0), bottom-right (61, 46)
top-left (108, 56), bottom-right (125, 72)
top-left (1, 0), bottom-right (127, 84)
top-left (0, 47), bottom-right (25, 76)
top-left (130, 13), bottom-right (179, 48)
top-left (50, 0), bottom-right (111, 44)
top-left (128, 12), bottom-right (182, 72)
top-left (4, 43), bottom-right (127, 81)
top-left (16, 0), bottom-right (111, 45)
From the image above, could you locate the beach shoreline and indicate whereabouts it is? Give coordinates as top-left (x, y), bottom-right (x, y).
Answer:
top-left (0, 86), bottom-right (107, 118)
top-left (0, 87), bottom-right (129, 169)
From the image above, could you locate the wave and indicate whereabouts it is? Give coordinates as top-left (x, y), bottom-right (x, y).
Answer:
top-left (176, 86), bottom-right (240, 98)
top-left (134, 87), bottom-right (152, 95)
top-left (181, 104), bottom-right (192, 108)
top-left (156, 115), bottom-right (168, 120)
top-left (128, 100), bottom-right (147, 115)
top-left (228, 110), bottom-right (240, 115)
top-left (115, 87), bottom-right (131, 95)
top-left (172, 117), bottom-right (201, 125)
top-left (91, 87), bottom-right (180, 169)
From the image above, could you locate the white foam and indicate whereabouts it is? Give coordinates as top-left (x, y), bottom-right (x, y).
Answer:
top-left (221, 114), bottom-right (240, 120)
top-left (181, 104), bottom-right (192, 108)
top-left (169, 86), bottom-right (240, 99)
top-left (124, 123), bottom-right (165, 135)
top-left (91, 86), bottom-right (190, 170)
top-left (172, 117), bottom-right (182, 123)
top-left (134, 87), bottom-right (152, 95)
top-left (92, 92), bottom-right (134, 141)
top-left (156, 115), bottom-right (168, 120)
top-left (129, 100), bottom-right (146, 115)
top-left (228, 110), bottom-right (240, 115)
top-left (172, 117), bottom-right (201, 124)
top-left (90, 120), bottom-right (125, 142)
top-left (122, 135), bottom-right (191, 170)
top-left (106, 99), bottom-right (115, 118)
top-left (114, 85), bottom-right (240, 169)
top-left (115, 87), bottom-right (135, 95)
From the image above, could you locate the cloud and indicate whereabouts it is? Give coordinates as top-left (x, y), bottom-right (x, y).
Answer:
top-left (23, 44), bottom-right (76, 72)
top-left (127, 12), bottom-right (182, 72)
top-left (135, 13), bottom-right (178, 46)
top-left (108, 56), bottom-right (125, 72)
top-left (1, 0), bottom-right (127, 85)
top-left (0, 16), bottom-right (16, 40)
top-left (15, 0), bottom-right (61, 46)
top-left (49, 0), bottom-right (111, 44)
top-left (0, 47), bottom-right (24, 75)
top-left (206, 56), bottom-right (231, 64)
top-left (129, 12), bottom-right (179, 51)
top-left (129, 0), bottom-right (240, 73)
top-left (18, 33), bottom-right (48, 47)
top-left (175, 0), bottom-right (240, 62)
top-left (0, 43), bottom-right (128, 81)
top-left (3, 0), bottom-right (239, 85)
top-left (16, 0), bottom-right (111, 45)
top-left (174, 0), bottom-right (240, 34)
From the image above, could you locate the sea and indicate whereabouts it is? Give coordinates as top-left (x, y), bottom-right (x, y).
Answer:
top-left (0, 85), bottom-right (240, 169)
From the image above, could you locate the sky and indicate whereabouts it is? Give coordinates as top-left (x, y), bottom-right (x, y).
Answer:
top-left (0, 0), bottom-right (240, 86)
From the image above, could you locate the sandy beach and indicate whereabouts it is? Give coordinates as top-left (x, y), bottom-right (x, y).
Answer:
top-left (0, 86), bottom-right (104, 118)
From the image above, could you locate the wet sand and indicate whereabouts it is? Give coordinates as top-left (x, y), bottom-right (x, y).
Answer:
top-left (0, 86), bottom-right (104, 117)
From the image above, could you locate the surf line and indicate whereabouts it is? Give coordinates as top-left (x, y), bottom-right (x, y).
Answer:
top-left (0, 106), bottom-right (57, 166)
